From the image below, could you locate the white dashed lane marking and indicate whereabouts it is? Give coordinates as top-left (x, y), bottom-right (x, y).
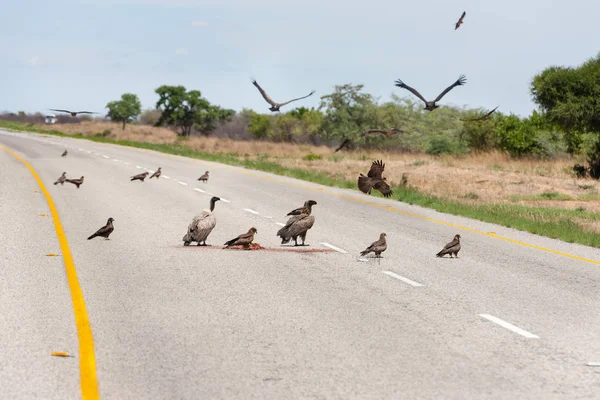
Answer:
top-left (244, 208), bottom-right (260, 215)
top-left (275, 222), bottom-right (286, 227)
top-left (382, 271), bottom-right (424, 287)
top-left (479, 314), bottom-right (539, 339)
top-left (178, 182), bottom-right (188, 186)
top-left (320, 242), bottom-right (347, 254)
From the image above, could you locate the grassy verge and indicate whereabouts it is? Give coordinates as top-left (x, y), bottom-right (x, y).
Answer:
top-left (3, 120), bottom-right (600, 249)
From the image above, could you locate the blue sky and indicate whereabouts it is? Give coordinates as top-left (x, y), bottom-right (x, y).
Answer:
top-left (2, 0), bottom-right (599, 117)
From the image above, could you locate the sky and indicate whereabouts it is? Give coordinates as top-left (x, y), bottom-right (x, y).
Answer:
top-left (2, 0), bottom-right (599, 118)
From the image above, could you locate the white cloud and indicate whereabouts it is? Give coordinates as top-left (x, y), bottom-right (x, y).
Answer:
top-left (191, 20), bottom-right (208, 27)
top-left (175, 48), bottom-right (188, 56)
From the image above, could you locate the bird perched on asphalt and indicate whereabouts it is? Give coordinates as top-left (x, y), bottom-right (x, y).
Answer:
top-left (334, 138), bottom-right (352, 153)
top-left (251, 79), bottom-right (315, 112)
top-left (198, 171), bottom-right (209, 183)
top-left (436, 234), bottom-right (461, 258)
top-left (394, 75), bottom-right (467, 111)
top-left (358, 160), bottom-right (393, 198)
top-left (460, 106), bottom-right (499, 122)
top-left (454, 11), bottom-right (466, 30)
top-left (277, 200), bottom-right (317, 246)
top-left (149, 167), bottom-right (162, 179)
top-left (224, 227), bottom-right (258, 249)
top-left (131, 171), bottom-right (149, 182)
top-left (50, 109), bottom-right (98, 117)
top-left (66, 176), bottom-right (84, 188)
top-left (61, 150), bottom-right (68, 157)
top-left (87, 218), bottom-right (114, 240)
top-left (54, 172), bottom-right (67, 185)
top-left (182, 196), bottom-right (220, 246)
top-left (360, 233), bottom-right (387, 258)
top-left (363, 128), bottom-right (409, 138)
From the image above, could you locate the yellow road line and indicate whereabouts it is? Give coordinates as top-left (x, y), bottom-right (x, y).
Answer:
top-left (1, 146), bottom-right (100, 399)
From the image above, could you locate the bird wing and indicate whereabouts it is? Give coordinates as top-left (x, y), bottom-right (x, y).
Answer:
top-left (132, 172), bottom-right (147, 179)
top-left (443, 238), bottom-right (459, 251)
top-left (367, 160), bottom-right (385, 179)
top-left (278, 215), bottom-right (315, 238)
top-left (93, 224), bottom-right (113, 237)
top-left (433, 75), bottom-right (467, 103)
top-left (357, 175), bottom-right (373, 194)
top-left (461, 106), bottom-right (498, 122)
top-left (76, 111), bottom-right (96, 114)
top-left (363, 129), bottom-right (386, 136)
top-left (373, 180), bottom-right (393, 197)
top-left (455, 11), bottom-right (466, 28)
top-left (251, 79), bottom-right (278, 107)
top-left (278, 90), bottom-right (316, 107)
top-left (334, 138), bottom-right (351, 152)
top-left (150, 170), bottom-right (160, 178)
top-left (287, 206), bottom-right (307, 216)
top-left (394, 79), bottom-right (429, 104)
top-left (232, 231), bottom-right (254, 245)
top-left (50, 109), bottom-right (72, 113)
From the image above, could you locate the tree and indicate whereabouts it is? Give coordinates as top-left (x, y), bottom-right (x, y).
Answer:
top-left (106, 93), bottom-right (142, 130)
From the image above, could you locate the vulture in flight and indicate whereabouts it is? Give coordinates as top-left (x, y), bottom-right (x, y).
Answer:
top-left (66, 176), bottom-right (84, 188)
top-left (182, 196), bottom-right (220, 246)
top-left (131, 171), bottom-right (149, 182)
top-left (224, 227), bottom-right (258, 249)
top-left (277, 200), bottom-right (317, 246)
top-left (61, 150), bottom-right (68, 157)
top-left (87, 217), bottom-right (114, 240)
top-left (455, 11), bottom-right (466, 30)
top-left (363, 128), bottom-right (409, 138)
top-left (149, 167), bottom-right (162, 179)
top-left (251, 79), bottom-right (315, 112)
top-left (198, 171), bottom-right (209, 183)
top-left (50, 109), bottom-right (98, 117)
top-left (358, 160), bottom-right (393, 198)
top-left (436, 234), bottom-right (461, 258)
top-left (334, 138), bottom-right (352, 153)
top-left (460, 106), bottom-right (498, 122)
top-left (360, 233), bottom-right (387, 258)
top-left (54, 172), bottom-right (67, 185)
top-left (394, 75), bottom-right (467, 111)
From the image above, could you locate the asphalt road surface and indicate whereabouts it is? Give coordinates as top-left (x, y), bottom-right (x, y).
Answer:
top-left (1, 129), bottom-right (600, 399)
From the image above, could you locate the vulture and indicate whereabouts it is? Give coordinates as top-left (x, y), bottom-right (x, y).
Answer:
top-left (251, 79), bottom-right (315, 112)
top-left (61, 150), bottom-right (68, 157)
top-left (198, 171), bottom-right (209, 183)
top-left (358, 160), bottom-right (393, 198)
top-left (131, 171), bottom-right (149, 182)
top-left (461, 106), bottom-right (498, 122)
top-left (87, 218), bottom-right (115, 240)
top-left (182, 196), bottom-right (220, 246)
top-left (363, 128), bottom-right (409, 138)
top-left (334, 138), bottom-right (352, 153)
top-left (277, 200), bottom-right (317, 246)
top-left (394, 75), bottom-right (467, 111)
top-left (66, 176), bottom-right (84, 188)
top-left (360, 233), bottom-right (387, 258)
top-left (436, 234), bottom-right (461, 258)
top-left (455, 11), bottom-right (466, 30)
top-left (149, 167), bottom-right (162, 179)
top-left (50, 109), bottom-right (98, 117)
top-left (224, 227), bottom-right (258, 249)
top-left (54, 172), bottom-right (67, 185)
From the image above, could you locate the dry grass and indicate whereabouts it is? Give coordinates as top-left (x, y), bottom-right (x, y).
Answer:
top-left (34, 121), bottom-right (178, 144)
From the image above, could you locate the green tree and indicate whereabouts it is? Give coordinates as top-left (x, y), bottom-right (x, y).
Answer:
top-left (106, 93), bottom-right (142, 130)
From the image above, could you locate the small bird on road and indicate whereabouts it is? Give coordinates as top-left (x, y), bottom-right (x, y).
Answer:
top-left (61, 150), bottom-right (68, 157)
top-left (149, 167), bottom-right (162, 179)
top-left (131, 171), bottom-right (149, 182)
top-left (455, 11), bottom-right (466, 30)
top-left (251, 79), bottom-right (315, 112)
top-left (50, 109), bottom-right (98, 117)
top-left (66, 176), bottom-right (84, 188)
top-left (224, 227), bottom-right (258, 249)
top-left (360, 233), bottom-right (387, 258)
top-left (394, 75), bottom-right (467, 111)
top-left (436, 234), bottom-right (461, 258)
top-left (358, 160), bottom-right (393, 198)
top-left (54, 172), bottom-right (67, 185)
top-left (87, 217), bottom-right (114, 240)
top-left (198, 171), bottom-right (209, 183)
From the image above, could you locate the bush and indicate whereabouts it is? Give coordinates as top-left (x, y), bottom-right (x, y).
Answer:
top-left (303, 153), bottom-right (323, 161)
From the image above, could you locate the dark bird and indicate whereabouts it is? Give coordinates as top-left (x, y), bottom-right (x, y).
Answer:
top-left (455, 11), bottom-right (466, 30)
top-left (460, 106), bottom-right (499, 122)
top-left (54, 172), bottom-right (67, 185)
top-left (360, 233), bottom-right (387, 258)
top-left (394, 75), bottom-right (467, 111)
top-left (251, 79), bottom-right (315, 112)
top-left (436, 234), bottom-right (461, 258)
top-left (334, 138), bottom-right (352, 153)
top-left (131, 171), bottom-right (149, 182)
top-left (182, 196), bottom-right (220, 246)
top-left (149, 167), bottom-right (162, 179)
top-left (198, 171), bottom-right (209, 183)
top-left (87, 217), bottom-right (114, 240)
top-left (358, 160), bottom-right (393, 198)
top-left (363, 128), bottom-right (409, 138)
top-left (61, 150), bottom-right (68, 157)
top-left (224, 227), bottom-right (258, 249)
top-left (50, 109), bottom-right (98, 117)
top-left (66, 176), bottom-right (84, 188)
top-left (277, 200), bottom-right (317, 246)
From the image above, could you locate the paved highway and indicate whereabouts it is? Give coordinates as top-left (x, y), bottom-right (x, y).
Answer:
top-left (1, 129), bottom-right (600, 399)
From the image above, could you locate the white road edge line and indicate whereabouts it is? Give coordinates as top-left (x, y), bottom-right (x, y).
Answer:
top-left (382, 271), bottom-right (424, 287)
top-left (194, 188), bottom-right (206, 193)
top-left (275, 222), bottom-right (286, 227)
top-left (244, 208), bottom-right (260, 215)
top-left (479, 314), bottom-right (539, 339)
top-left (321, 242), bottom-right (348, 254)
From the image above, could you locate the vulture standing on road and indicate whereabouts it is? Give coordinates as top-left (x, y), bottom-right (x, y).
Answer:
top-left (198, 171), bottom-right (209, 183)
top-left (61, 150), bottom-right (68, 157)
top-left (149, 167), bottom-right (162, 179)
top-left (182, 196), bottom-right (221, 246)
top-left (87, 218), bottom-right (115, 240)
top-left (363, 128), bottom-right (409, 138)
top-left (360, 233), bottom-right (388, 258)
top-left (50, 109), bottom-right (98, 117)
top-left (66, 176), bottom-right (84, 188)
top-left (460, 106), bottom-right (499, 122)
top-left (394, 75), bottom-right (467, 111)
top-left (251, 79), bottom-right (315, 112)
top-left (436, 234), bottom-right (461, 258)
top-left (358, 160), bottom-right (393, 198)
top-left (277, 200), bottom-right (317, 246)
top-left (54, 172), bottom-right (67, 185)
top-left (454, 11), bottom-right (466, 30)
top-left (224, 227), bottom-right (258, 249)
top-left (131, 171), bottom-right (149, 182)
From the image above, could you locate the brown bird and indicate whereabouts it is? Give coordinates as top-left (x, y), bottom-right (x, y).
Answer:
top-left (360, 233), bottom-right (387, 258)
top-left (363, 128), bottom-right (409, 138)
top-left (131, 171), bottom-right (149, 182)
top-left (358, 160), bottom-right (393, 198)
top-left (198, 171), bottom-right (209, 183)
top-left (394, 75), bottom-right (467, 111)
top-left (224, 227), bottom-right (258, 249)
top-left (149, 167), bottom-right (162, 179)
top-left (455, 11), bottom-right (466, 30)
top-left (50, 109), bottom-right (98, 117)
top-left (334, 138), bottom-right (352, 153)
top-left (182, 196), bottom-right (220, 246)
top-left (286, 200), bottom-right (317, 216)
top-left (277, 200), bottom-right (317, 246)
top-left (460, 106), bottom-right (499, 122)
top-left (66, 176), bottom-right (84, 188)
top-left (54, 172), bottom-right (67, 185)
top-left (251, 79), bottom-right (315, 112)
top-left (61, 150), bottom-right (68, 157)
top-left (436, 234), bottom-right (461, 258)
top-left (87, 217), bottom-right (115, 240)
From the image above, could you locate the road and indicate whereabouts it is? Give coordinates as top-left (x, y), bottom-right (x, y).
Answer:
top-left (1, 128), bottom-right (600, 399)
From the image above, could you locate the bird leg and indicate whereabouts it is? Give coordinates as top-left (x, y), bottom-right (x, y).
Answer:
top-left (183, 241), bottom-right (191, 246)
top-left (293, 237), bottom-right (299, 246)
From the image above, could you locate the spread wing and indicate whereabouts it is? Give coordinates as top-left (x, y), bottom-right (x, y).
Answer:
top-left (373, 180), bottom-right (393, 197)
top-left (394, 79), bottom-right (428, 104)
top-left (367, 160), bottom-right (385, 179)
top-left (251, 79), bottom-right (278, 107)
top-left (75, 111), bottom-right (96, 114)
top-left (433, 74), bottom-right (466, 103)
top-left (462, 106), bottom-right (498, 121)
top-left (50, 109), bottom-right (72, 113)
top-left (278, 90), bottom-right (316, 107)
top-left (363, 129), bottom-right (386, 136)
top-left (455, 11), bottom-right (466, 29)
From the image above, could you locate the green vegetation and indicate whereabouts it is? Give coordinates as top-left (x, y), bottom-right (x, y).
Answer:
top-left (106, 93), bottom-right (142, 130)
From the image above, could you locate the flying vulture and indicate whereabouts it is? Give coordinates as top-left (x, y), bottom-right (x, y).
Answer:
top-left (54, 172), bottom-right (67, 186)
top-left (251, 79), bottom-right (315, 112)
top-left (334, 138), bottom-right (352, 153)
top-left (131, 171), bottom-right (149, 182)
top-left (360, 233), bottom-right (387, 258)
top-left (87, 218), bottom-right (115, 240)
top-left (183, 196), bottom-right (220, 246)
top-left (436, 234), bottom-right (461, 258)
top-left (460, 106), bottom-right (498, 122)
top-left (149, 167), bottom-right (162, 179)
top-left (394, 75), bottom-right (467, 111)
top-left (50, 109), bottom-right (98, 117)
top-left (455, 11), bottom-right (466, 30)
top-left (358, 160), bottom-right (393, 198)
top-left (224, 227), bottom-right (258, 249)
top-left (66, 176), bottom-right (84, 188)
top-left (277, 200), bottom-right (317, 246)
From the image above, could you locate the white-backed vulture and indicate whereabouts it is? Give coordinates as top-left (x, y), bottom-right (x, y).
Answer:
top-left (183, 196), bottom-right (220, 246)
